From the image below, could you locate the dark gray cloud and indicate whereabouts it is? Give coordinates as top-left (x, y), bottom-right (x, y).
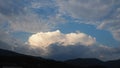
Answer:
top-left (44, 44), bottom-right (120, 61)
top-left (0, 29), bottom-right (35, 56)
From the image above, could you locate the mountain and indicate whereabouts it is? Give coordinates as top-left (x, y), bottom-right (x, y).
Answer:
top-left (64, 58), bottom-right (120, 68)
top-left (106, 59), bottom-right (120, 68)
top-left (1, 48), bottom-right (120, 68)
top-left (64, 58), bottom-right (104, 67)
top-left (0, 41), bottom-right (120, 68)
top-left (0, 47), bottom-right (22, 56)
top-left (0, 48), bottom-right (76, 68)
top-left (0, 40), bottom-right (75, 68)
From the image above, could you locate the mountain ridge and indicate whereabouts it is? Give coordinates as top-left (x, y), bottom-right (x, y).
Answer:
top-left (0, 41), bottom-right (120, 68)
top-left (0, 48), bottom-right (120, 68)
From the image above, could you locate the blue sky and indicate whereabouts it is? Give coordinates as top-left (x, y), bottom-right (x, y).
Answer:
top-left (57, 22), bottom-right (120, 47)
top-left (0, 0), bottom-right (120, 61)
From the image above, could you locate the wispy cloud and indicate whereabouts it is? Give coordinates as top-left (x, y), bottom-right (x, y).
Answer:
top-left (0, 0), bottom-right (66, 33)
top-left (56, 0), bottom-right (114, 20)
top-left (0, 0), bottom-right (120, 41)
top-left (0, 0), bottom-right (120, 61)
top-left (56, 0), bottom-right (120, 41)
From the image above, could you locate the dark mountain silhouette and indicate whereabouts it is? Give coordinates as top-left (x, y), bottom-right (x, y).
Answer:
top-left (1, 48), bottom-right (120, 68)
top-left (65, 58), bottom-right (120, 68)
top-left (0, 48), bottom-right (77, 68)
top-left (0, 41), bottom-right (120, 68)
top-left (64, 58), bottom-right (104, 67)
top-left (106, 59), bottom-right (120, 68)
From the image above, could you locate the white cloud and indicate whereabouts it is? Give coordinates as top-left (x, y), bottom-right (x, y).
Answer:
top-left (0, 0), bottom-right (66, 33)
top-left (9, 13), bottom-right (54, 33)
top-left (111, 29), bottom-right (120, 41)
top-left (31, 0), bottom-right (56, 9)
top-left (97, 7), bottom-right (120, 41)
top-left (28, 30), bottom-right (96, 47)
top-left (56, 0), bottom-right (114, 20)
top-left (28, 30), bottom-right (96, 56)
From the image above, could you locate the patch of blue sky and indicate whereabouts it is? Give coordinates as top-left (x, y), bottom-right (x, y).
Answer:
top-left (31, 7), bottom-right (58, 18)
top-left (11, 31), bottom-right (32, 42)
top-left (57, 22), bottom-right (120, 47)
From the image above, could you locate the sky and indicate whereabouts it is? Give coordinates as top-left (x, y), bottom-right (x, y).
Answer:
top-left (0, 0), bottom-right (120, 61)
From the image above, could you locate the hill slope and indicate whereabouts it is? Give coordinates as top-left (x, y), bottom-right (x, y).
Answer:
top-left (65, 58), bottom-right (104, 67)
top-left (0, 41), bottom-right (120, 68)
top-left (0, 48), bottom-right (76, 68)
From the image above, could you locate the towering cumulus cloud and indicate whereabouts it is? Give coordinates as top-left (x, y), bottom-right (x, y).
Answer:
top-left (28, 30), bottom-right (96, 56)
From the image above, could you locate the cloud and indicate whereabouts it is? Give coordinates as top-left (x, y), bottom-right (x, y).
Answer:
top-left (0, 0), bottom-right (51, 33)
top-left (9, 13), bottom-right (54, 33)
top-left (0, 29), bottom-right (28, 53)
top-left (97, 7), bottom-right (120, 41)
top-left (112, 30), bottom-right (120, 41)
top-left (56, 0), bottom-right (120, 41)
top-left (31, 0), bottom-right (56, 9)
top-left (28, 30), bottom-right (96, 56)
top-left (48, 44), bottom-right (119, 61)
top-left (56, 0), bottom-right (114, 20)
top-left (0, 29), bottom-right (120, 61)
top-left (0, 0), bottom-right (120, 41)
top-left (0, 0), bottom-right (27, 16)
top-left (0, 29), bottom-right (39, 56)
top-left (28, 30), bottom-right (96, 47)
top-left (0, 0), bottom-right (120, 61)
top-left (0, 0), bottom-right (66, 33)
top-left (27, 31), bottom-right (120, 61)
top-left (27, 30), bottom-right (120, 60)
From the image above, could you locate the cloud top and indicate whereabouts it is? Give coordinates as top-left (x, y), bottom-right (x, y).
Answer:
top-left (28, 30), bottom-right (96, 49)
